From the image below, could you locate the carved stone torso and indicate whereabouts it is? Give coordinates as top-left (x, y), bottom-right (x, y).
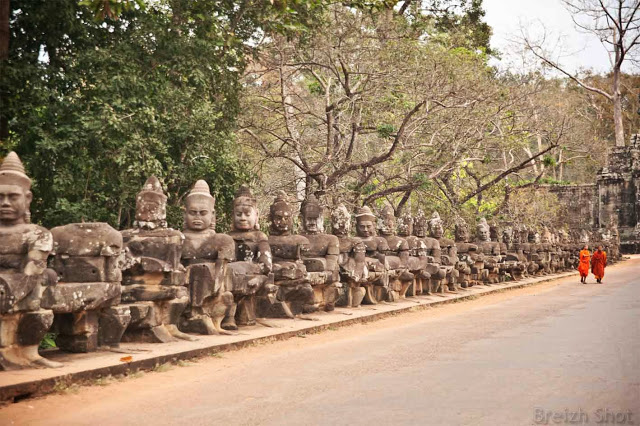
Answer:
top-left (0, 224), bottom-right (53, 272)
top-left (121, 227), bottom-right (185, 272)
top-left (227, 230), bottom-right (271, 267)
top-left (182, 230), bottom-right (235, 265)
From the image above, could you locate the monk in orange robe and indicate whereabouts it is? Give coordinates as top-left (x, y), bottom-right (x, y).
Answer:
top-left (578, 245), bottom-right (590, 283)
top-left (591, 245), bottom-right (607, 284)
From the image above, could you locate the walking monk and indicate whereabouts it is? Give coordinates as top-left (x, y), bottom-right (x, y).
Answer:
top-left (578, 245), bottom-right (590, 284)
top-left (591, 245), bottom-right (607, 284)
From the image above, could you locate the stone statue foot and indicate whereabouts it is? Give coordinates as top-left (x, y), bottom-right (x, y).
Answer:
top-left (149, 325), bottom-right (178, 343)
top-left (350, 287), bottom-right (366, 308)
top-left (221, 317), bottom-right (238, 331)
top-left (362, 286), bottom-right (379, 305)
top-left (22, 346), bottom-right (63, 369)
top-left (165, 324), bottom-right (197, 341)
top-left (255, 318), bottom-right (280, 328)
top-left (212, 317), bottom-right (236, 336)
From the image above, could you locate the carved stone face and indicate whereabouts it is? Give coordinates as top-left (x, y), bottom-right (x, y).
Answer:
top-left (477, 226), bottom-right (490, 242)
top-left (0, 184), bottom-right (31, 226)
top-left (429, 222), bottom-right (444, 239)
top-left (271, 210), bottom-right (292, 234)
top-left (136, 192), bottom-right (166, 223)
top-left (234, 205), bottom-right (258, 231)
top-left (413, 220), bottom-right (427, 238)
top-left (356, 220), bottom-right (376, 238)
top-left (185, 198), bottom-right (214, 231)
top-left (455, 224), bottom-right (469, 242)
top-left (303, 212), bottom-right (322, 234)
top-left (331, 205), bottom-right (351, 236)
top-left (502, 228), bottom-right (513, 244)
top-left (397, 215), bottom-right (412, 237)
top-left (377, 215), bottom-right (395, 236)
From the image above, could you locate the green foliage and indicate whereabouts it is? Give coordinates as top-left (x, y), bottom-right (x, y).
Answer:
top-left (2, 0), bottom-right (325, 230)
top-left (39, 333), bottom-right (57, 350)
top-left (542, 154), bottom-right (557, 167)
top-left (80, 0), bottom-right (146, 21)
top-left (376, 124), bottom-right (396, 139)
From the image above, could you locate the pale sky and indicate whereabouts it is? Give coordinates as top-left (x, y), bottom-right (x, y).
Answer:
top-left (483, 0), bottom-right (614, 74)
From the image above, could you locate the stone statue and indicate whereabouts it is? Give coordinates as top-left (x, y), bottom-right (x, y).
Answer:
top-left (266, 191), bottom-right (315, 317)
top-left (397, 212), bottom-right (432, 297)
top-left (354, 206), bottom-right (390, 303)
top-left (500, 226), bottom-right (526, 280)
top-left (475, 218), bottom-right (500, 284)
top-left (0, 152), bottom-right (61, 369)
top-left (120, 176), bottom-right (194, 343)
top-left (181, 180), bottom-right (236, 335)
top-left (528, 228), bottom-right (549, 275)
top-left (377, 206), bottom-right (414, 300)
top-left (414, 210), bottom-right (447, 294)
top-left (454, 219), bottom-right (482, 286)
top-left (331, 204), bottom-right (368, 307)
top-left (516, 225), bottom-right (540, 276)
top-left (225, 185), bottom-right (274, 328)
top-left (300, 195), bottom-right (340, 311)
top-left (48, 223), bottom-right (130, 352)
top-left (428, 212), bottom-right (460, 291)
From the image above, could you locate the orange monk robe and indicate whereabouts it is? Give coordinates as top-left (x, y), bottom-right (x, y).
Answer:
top-left (578, 249), bottom-right (590, 277)
top-left (591, 250), bottom-right (607, 280)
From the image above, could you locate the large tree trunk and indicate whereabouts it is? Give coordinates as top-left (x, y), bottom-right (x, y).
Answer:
top-left (612, 67), bottom-right (625, 147)
top-left (0, 0), bottom-right (9, 142)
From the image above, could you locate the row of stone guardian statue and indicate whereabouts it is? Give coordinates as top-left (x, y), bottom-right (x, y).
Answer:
top-left (0, 152), bottom-right (620, 370)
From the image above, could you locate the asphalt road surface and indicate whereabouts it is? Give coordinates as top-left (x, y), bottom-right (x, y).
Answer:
top-left (2, 259), bottom-right (639, 426)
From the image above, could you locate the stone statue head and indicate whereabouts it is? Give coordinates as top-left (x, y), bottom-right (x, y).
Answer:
top-left (541, 226), bottom-right (553, 244)
top-left (135, 176), bottom-right (168, 228)
top-left (355, 206), bottom-right (376, 238)
top-left (269, 190), bottom-right (293, 235)
top-left (331, 203), bottom-right (351, 236)
top-left (377, 205), bottom-right (396, 236)
top-left (232, 184), bottom-right (260, 231)
top-left (397, 212), bottom-right (413, 237)
top-left (489, 223), bottom-right (500, 242)
top-left (559, 229), bottom-right (570, 244)
top-left (0, 152), bottom-right (32, 226)
top-left (184, 180), bottom-right (216, 232)
top-left (476, 218), bottom-right (491, 242)
top-left (501, 226), bottom-right (513, 245)
top-left (454, 219), bottom-right (470, 242)
top-left (301, 194), bottom-right (324, 234)
top-left (413, 209), bottom-right (428, 238)
top-left (428, 211), bottom-right (444, 239)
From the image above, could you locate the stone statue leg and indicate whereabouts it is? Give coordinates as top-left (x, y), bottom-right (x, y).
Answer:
top-left (350, 284), bottom-right (366, 307)
top-left (236, 295), bottom-right (257, 326)
top-left (98, 306), bottom-right (132, 348)
top-left (162, 297), bottom-right (197, 341)
top-left (221, 302), bottom-right (238, 330)
top-left (0, 310), bottom-right (62, 370)
top-left (55, 311), bottom-right (100, 353)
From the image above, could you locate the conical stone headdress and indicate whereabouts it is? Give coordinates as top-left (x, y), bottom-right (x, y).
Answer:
top-left (233, 184), bottom-right (257, 209)
top-left (0, 152), bottom-right (31, 190)
top-left (355, 205), bottom-right (376, 222)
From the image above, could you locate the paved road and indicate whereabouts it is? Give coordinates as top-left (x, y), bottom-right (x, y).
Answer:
top-left (2, 259), bottom-right (639, 426)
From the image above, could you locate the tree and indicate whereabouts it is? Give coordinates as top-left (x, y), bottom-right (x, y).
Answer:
top-left (1, 0), bottom-right (326, 229)
top-left (239, 5), bottom-right (563, 222)
top-left (523, 0), bottom-right (640, 148)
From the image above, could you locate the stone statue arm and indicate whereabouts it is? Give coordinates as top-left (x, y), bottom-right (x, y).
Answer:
top-left (256, 240), bottom-right (273, 273)
top-left (25, 227), bottom-right (54, 277)
top-left (24, 249), bottom-right (50, 277)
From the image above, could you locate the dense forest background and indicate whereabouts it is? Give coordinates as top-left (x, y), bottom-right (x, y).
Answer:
top-left (1, 0), bottom-right (638, 232)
